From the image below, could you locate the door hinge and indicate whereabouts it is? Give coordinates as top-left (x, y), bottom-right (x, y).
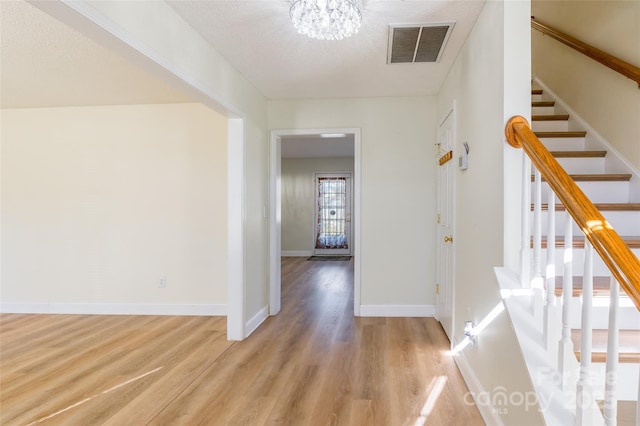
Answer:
top-left (436, 283), bottom-right (440, 295)
top-left (437, 214), bottom-right (441, 224)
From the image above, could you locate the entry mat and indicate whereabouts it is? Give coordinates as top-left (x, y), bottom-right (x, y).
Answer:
top-left (307, 256), bottom-right (352, 261)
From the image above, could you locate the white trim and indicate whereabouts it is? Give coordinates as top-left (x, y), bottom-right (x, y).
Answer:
top-left (227, 118), bottom-right (245, 340)
top-left (245, 305), bottom-right (269, 336)
top-left (269, 128), bottom-right (362, 317)
top-left (359, 305), bottom-right (436, 317)
top-left (0, 302), bottom-right (227, 316)
top-left (453, 339), bottom-right (505, 426)
top-left (281, 251), bottom-right (312, 257)
top-left (353, 134), bottom-right (361, 316)
top-left (269, 133), bottom-right (283, 316)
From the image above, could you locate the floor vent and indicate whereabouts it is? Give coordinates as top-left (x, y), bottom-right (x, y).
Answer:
top-left (387, 23), bottom-right (455, 64)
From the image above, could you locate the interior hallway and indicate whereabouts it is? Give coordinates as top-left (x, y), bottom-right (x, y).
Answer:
top-left (0, 257), bottom-right (483, 425)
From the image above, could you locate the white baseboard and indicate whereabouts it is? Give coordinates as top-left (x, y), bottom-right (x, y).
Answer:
top-left (245, 305), bottom-right (269, 336)
top-left (359, 304), bottom-right (436, 317)
top-left (0, 302), bottom-right (227, 316)
top-left (453, 340), bottom-right (505, 426)
top-left (281, 251), bottom-right (312, 257)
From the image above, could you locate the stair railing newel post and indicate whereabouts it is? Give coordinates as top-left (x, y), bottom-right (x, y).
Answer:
top-left (604, 277), bottom-right (619, 426)
top-left (543, 192), bottom-right (559, 361)
top-left (532, 169), bottom-right (545, 325)
top-left (575, 241), bottom-right (594, 425)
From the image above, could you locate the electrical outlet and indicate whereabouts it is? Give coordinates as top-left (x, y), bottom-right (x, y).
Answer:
top-left (158, 276), bottom-right (167, 288)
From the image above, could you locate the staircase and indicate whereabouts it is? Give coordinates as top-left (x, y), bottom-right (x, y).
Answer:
top-left (531, 83), bottom-right (640, 424)
top-left (498, 80), bottom-right (640, 425)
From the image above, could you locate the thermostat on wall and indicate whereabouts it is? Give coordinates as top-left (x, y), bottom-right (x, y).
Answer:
top-left (459, 142), bottom-right (469, 170)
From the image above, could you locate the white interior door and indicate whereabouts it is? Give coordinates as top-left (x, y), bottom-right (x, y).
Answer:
top-left (313, 173), bottom-right (352, 256)
top-left (436, 110), bottom-right (455, 342)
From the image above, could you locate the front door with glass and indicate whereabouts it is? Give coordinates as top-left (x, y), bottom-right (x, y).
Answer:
top-left (313, 173), bottom-right (352, 256)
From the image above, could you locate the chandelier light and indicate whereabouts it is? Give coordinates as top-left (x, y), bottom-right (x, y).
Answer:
top-left (290, 0), bottom-right (362, 41)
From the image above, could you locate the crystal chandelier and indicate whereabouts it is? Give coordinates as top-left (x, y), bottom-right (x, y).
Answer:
top-left (290, 0), bottom-right (362, 41)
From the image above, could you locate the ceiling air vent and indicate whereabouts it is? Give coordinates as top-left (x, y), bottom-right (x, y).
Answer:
top-left (387, 23), bottom-right (455, 64)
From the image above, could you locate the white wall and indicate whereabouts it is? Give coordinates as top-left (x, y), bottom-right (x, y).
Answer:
top-left (1, 103), bottom-right (227, 314)
top-left (281, 157), bottom-right (354, 254)
top-left (532, 0), bottom-right (640, 170)
top-left (35, 0), bottom-right (270, 333)
top-left (269, 96), bottom-right (437, 309)
top-left (438, 0), bottom-right (543, 424)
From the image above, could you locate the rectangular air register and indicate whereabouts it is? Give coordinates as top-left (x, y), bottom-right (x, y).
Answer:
top-left (387, 23), bottom-right (455, 63)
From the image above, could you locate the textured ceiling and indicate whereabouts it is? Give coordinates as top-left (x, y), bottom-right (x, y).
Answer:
top-left (0, 1), bottom-right (194, 108)
top-left (168, 0), bottom-right (486, 99)
top-left (1, 0), bottom-right (486, 108)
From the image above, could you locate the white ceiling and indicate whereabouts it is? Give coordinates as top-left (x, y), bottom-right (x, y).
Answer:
top-left (1, 0), bottom-right (485, 156)
top-left (0, 1), bottom-right (194, 108)
top-left (168, 0), bottom-right (486, 99)
top-left (0, 0), bottom-right (486, 108)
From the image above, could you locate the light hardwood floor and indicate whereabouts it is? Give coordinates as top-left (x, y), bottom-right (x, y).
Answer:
top-left (1, 257), bottom-right (484, 425)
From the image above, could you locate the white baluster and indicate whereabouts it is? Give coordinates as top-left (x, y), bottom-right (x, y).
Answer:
top-left (543, 193), bottom-right (558, 361)
top-left (558, 211), bottom-right (574, 392)
top-left (532, 170), bottom-right (544, 324)
top-left (604, 277), bottom-right (619, 426)
top-left (521, 155), bottom-right (532, 287)
top-left (575, 241), bottom-right (594, 425)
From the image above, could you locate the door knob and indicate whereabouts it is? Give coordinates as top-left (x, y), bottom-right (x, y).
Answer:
top-left (444, 236), bottom-right (453, 243)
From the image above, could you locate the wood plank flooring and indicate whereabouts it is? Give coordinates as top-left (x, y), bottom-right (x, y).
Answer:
top-left (1, 257), bottom-right (484, 425)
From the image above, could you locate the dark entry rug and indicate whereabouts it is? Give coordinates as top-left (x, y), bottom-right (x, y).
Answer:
top-left (307, 256), bottom-right (352, 261)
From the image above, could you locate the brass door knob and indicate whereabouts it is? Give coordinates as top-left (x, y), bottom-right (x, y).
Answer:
top-left (444, 236), bottom-right (453, 243)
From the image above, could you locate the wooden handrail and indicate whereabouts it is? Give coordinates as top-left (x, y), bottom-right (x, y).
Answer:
top-left (505, 116), bottom-right (640, 310)
top-left (531, 17), bottom-right (640, 87)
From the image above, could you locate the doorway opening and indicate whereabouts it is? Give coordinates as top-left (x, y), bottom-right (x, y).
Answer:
top-left (269, 129), bottom-right (361, 316)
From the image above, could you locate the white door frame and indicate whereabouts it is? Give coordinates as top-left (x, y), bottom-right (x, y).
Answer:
top-left (269, 128), bottom-right (362, 316)
top-left (226, 118), bottom-right (245, 341)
